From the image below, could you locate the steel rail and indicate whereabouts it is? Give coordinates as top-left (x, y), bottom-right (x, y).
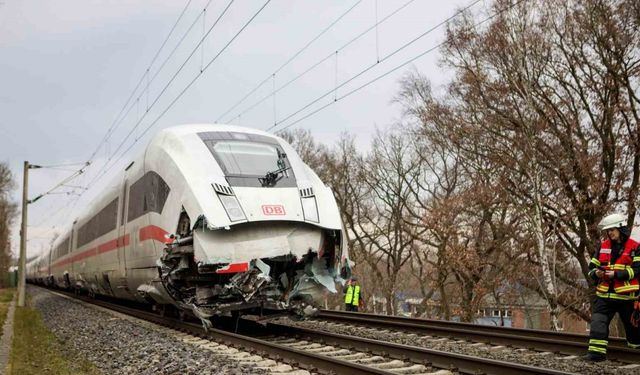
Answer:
top-left (36, 287), bottom-right (576, 375)
top-left (43, 288), bottom-right (390, 375)
top-left (317, 310), bottom-right (637, 363)
top-left (251, 320), bottom-right (577, 375)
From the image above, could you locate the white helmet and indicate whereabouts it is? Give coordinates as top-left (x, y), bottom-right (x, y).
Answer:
top-left (598, 213), bottom-right (627, 231)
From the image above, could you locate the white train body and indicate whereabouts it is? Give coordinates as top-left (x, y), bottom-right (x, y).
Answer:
top-left (27, 124), bottom-right (351, 317)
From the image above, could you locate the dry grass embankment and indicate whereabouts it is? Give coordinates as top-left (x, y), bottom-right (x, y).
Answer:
top-left (7, 296), bottom-right (101, 375)
top-left (0, 288), bottom-right (14, 333)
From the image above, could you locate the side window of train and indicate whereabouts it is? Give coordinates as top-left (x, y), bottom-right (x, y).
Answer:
top-left (77, 199), bottom-right (118, 247)
top-left (127, 171), bottom-right (170, 222)
top-left (55, 237), bottom-right (70, 258)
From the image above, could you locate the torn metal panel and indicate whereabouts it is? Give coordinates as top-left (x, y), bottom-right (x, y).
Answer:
top-left (226, 259), bottom-right (272, 302)
top-left (137, 283), bottom-right (175, 305)
top-left (254, 258), bottom-right (270, 276)
top-left (310, 257), bottom-right (337, 293)
top-left (193, 222), bottom-right (322, 264)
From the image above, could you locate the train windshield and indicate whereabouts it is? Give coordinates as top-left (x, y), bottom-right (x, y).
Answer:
top-left (199, 131), bottom-right (297, 187)
top-left (212, 141), bottom-right (282, 176)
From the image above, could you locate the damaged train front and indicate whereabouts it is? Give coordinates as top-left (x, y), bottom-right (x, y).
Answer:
top-left (156, 129), bottom-right (352, 324)
top-left (158, 218), bottom-right (351, 323)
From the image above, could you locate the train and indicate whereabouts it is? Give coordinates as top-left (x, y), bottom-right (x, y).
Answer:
top-left (27, 124), bottom-right (352, 325)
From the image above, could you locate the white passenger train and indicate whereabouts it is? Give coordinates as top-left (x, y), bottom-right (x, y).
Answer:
top-left (27, 124), bottom-right (351, 320)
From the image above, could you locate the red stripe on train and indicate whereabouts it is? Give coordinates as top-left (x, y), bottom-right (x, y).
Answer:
top-left (139, 225), bottom-right (169, 243)
top-left (50, 226), bottom-right (165, 269)
top-left (215, 262), bottom-right (249, 274)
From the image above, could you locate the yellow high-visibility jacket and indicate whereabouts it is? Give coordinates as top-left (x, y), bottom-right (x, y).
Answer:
top-left (344, 285), bottom-right (360, 306)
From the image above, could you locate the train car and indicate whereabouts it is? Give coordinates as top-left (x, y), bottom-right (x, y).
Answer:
top-left (27, 124), bottom-right (351, 322)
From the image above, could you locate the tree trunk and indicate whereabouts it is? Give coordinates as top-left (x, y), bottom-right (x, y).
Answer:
top-left (460, 281), bottom-right (475, 322)
top-left (532, 178), bottom-right (561, 330)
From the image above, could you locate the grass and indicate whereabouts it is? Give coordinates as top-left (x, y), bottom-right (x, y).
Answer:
top-left (0, 289), bottom-right (14, 303)
top-left (0, 288), bottom-right (14, 334)
top-left (6, 301), bottom-right (101, 375)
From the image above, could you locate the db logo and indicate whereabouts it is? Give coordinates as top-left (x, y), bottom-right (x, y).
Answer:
top-left (262, 205), bottom-right (285, 215)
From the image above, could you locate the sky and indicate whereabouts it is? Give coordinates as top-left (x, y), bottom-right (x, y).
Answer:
top-left (0, 0), bottom-right (482, 258)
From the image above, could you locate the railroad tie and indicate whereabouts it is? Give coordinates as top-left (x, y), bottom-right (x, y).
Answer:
top-left (386, 364), bottom-right (427, 374)
top-left (370, 359), bottom-right (406, 369)
top-left (353, 355), bottom-right (386, 364)
top-left (330, 352), bottom-right (368, 361)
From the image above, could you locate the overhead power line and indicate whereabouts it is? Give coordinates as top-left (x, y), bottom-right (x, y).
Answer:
top-left (272, 0), bottom-right (528, 134)
top-left (101, 0), bottom-right (216, 161)
top-left (265, 0), bottom-right (482, 132)
top-left (215, 0), bottom-right (364, 122)
top-left (88, 0), bottom-right (272, 189)
top-left (84, 0), bottom-right (238, 191)
top-left (86, 0), bottom-right (194, 164)
top-left (28, 162), bottom-right (90, 204)
top-left (220, 0), bottom-right (418, 124)
top-left (29, 1), bottom-right (197, 234)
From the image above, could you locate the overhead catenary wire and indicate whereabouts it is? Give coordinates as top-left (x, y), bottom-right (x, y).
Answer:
top-left (84, 0), bottom-right (238, 191)
top-left (214, 0), bottom-right (364, 123)
top-left (266, 0), bottom-right (483, 132)
top-left (28, 162), bottom-right (91, 205)
top-left (221, 0), bottom-right (418, 124)
top-left (28, 1), bottom-right (523, 248)
top-left (84, 0), bottom-right (217, 190)
top-left (85, 0), bottom-right (194, 165)
top-left (34, 0), bottom-right (197, 234)
top-left (30, 200), bottom-right (77, 229)
top-left (97, 0), bottom-right (215, 159)
top-left (37, 1), bottom-right (217, 235)
top-left (273, 0), bottom-right (528, 134)
top-left (88, 1), bottom-right (272, 188)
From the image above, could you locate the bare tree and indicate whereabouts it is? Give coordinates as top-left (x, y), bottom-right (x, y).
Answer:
top-left (279, 128), bottom-right (330, 179)
top-left (337, 128), bottom-right (420, 314)
top-left (0, 162), bottom-right (16, 287)
top-left (395, 0), bottom-right (640, 322)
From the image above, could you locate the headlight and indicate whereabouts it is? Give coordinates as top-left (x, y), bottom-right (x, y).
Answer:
top-left (218, 194), bottom-right (246, 222)
top-left (301, 196), bottom-right (319, 223)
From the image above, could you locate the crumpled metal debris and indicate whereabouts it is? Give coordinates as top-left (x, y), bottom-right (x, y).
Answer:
top-left (189, 303), bottom-right (214, 331)
top-left (288, 256), bottom-right (339, 302)
top-left (227, 259), bottom-right (272, 301)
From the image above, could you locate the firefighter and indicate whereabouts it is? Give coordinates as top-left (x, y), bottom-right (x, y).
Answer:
top-left (344, 277), bottom-right (362, 312)
top-left (585, 213), bottom-right (640, 362)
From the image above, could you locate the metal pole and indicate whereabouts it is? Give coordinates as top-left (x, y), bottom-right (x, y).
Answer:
top-left (17, 161), bottom-right (29, 307)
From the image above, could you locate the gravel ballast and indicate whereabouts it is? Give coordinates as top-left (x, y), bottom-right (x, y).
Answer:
top-left (28, 287), bottom-right (269, 375)
top-left (276, 317), bottom-right (640, 375)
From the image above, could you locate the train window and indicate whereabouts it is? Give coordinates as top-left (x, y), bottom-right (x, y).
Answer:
top-left (77, 198), bottom-right (118, 247)
top-left (201, 142), bottom-right (297, 188)
top-left (127, 171), bottom-right (170, 222)
top-left (213, 141), bottom-right (280, 176)
top-left (199, 131), bottom-right (275, 144)
top-left (55, 237), bottom-right (70, 257)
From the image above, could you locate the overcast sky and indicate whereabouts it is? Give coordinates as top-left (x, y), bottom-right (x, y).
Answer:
top-left (1, 0), bottom-right (481, 258)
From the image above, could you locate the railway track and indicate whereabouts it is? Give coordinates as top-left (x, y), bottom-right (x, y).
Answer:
top-left (315, 310), bottom-right (638, 363)
top-left (36, 287), bottom-right (576, 375)
top-left (250, 320), bottom-right (576, 375)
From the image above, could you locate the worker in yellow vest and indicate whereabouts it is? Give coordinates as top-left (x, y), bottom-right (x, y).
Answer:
top-left (344, 277), bottom-right (363, 312)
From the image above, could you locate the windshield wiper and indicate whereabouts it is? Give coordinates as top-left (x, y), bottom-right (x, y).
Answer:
top-left (259, 150), bottom-right (289, 187)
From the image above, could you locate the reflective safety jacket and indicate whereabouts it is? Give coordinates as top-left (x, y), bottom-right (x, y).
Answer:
top-left (344, 285), bottom-right (360, 306)
top-left (589, 238), bottom-right (640, 300)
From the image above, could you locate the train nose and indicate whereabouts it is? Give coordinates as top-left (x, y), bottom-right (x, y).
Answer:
top-left (231, 187), bottom-right (305, 222)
